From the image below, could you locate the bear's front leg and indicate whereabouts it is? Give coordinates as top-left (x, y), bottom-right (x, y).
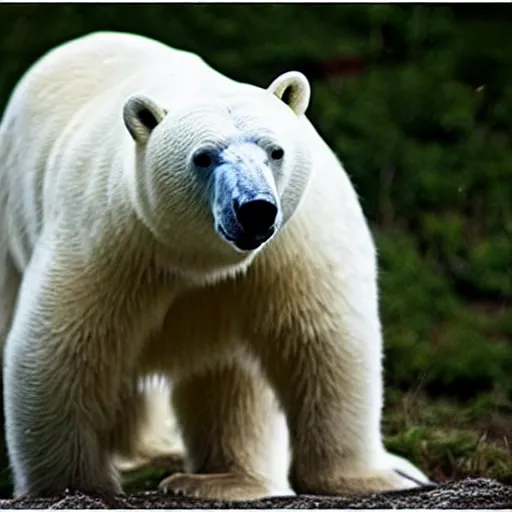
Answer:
top-left (158, 355), bottom-right (281, 500)
top-left (2, 241), bottom-right (171, 498)
top-left (249, 274), bottom-right (428, 495)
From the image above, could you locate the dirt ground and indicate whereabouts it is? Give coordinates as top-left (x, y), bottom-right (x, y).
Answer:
top-left (0, 478), bottom-right (511, 509)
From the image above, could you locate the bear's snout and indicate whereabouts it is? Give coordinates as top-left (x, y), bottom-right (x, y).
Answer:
top-left (212, 160), bottom-right (281, 252)
top-left (234, 196), bottom-right (278, 239)
top-left (217, 194), bottom-right (279, 252)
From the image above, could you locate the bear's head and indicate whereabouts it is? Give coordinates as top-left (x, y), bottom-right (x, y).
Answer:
top-left (123, 71), bottom-right (312, 276)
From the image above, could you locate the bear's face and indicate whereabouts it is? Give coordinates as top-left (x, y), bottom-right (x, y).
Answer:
top-left (123, 72), bottom-right (312, 274)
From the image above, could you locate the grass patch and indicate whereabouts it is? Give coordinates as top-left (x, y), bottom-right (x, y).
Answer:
top-left (383, 390), bottom-right (512, 484)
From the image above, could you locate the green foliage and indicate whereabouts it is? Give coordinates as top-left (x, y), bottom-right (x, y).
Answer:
top-left (383, 392), bottom-right (512, 484)
top-left (0, 3), bottom-right (511, 495)
top-left (377, 230), bottom-right (512, 398)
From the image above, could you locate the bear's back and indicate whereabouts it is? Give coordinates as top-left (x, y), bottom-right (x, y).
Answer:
top-left (2, 32), bottom-right (206, 136)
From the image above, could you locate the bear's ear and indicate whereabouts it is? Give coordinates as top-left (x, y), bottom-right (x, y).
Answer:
top-left (123, 94), bottom-right (167, 144)
top-left (267, 71), bottom-right (311, 117)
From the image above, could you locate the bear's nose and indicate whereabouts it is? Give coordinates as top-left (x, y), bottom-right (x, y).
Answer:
top-left (234, 198), bottom-right (278, 237)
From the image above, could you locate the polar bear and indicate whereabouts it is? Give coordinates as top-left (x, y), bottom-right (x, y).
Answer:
top-left (0, 31), bottom-right (430, 500)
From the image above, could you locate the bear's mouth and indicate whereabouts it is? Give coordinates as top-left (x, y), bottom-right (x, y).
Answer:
top-left (218, 224), bottom-right (275, 252)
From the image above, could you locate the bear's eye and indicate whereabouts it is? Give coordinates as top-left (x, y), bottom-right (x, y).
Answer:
top-left (193, 151), bottom-right (212, 168)
top-left (271, 148), bottom-right (285, 161)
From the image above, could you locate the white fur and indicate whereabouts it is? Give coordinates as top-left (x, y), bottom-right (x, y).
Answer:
top-left (0, 31), bottom-right (429, 499)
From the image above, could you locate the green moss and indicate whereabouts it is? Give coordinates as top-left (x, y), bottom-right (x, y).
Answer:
top-left (383, 393), bottom-right (512, 484)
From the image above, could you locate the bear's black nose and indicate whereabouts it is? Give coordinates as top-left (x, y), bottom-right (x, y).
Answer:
top-left (234, 198), bottom-right (278, 237)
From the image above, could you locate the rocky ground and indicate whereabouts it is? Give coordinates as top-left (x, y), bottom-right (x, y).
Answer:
top-left (0, 479), bottom-right (511, 509)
